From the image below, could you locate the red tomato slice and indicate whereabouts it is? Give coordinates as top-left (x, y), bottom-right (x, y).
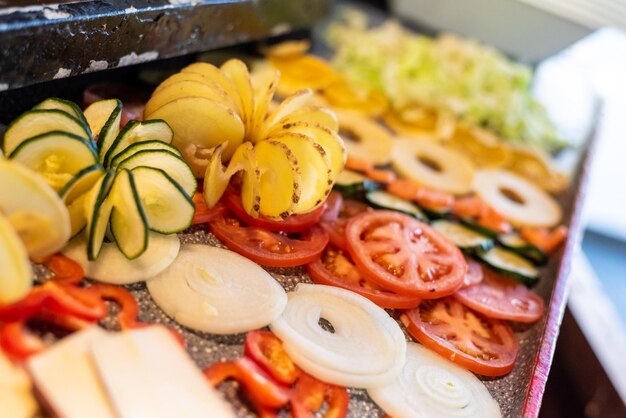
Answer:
top-left (401, 298), bottom-right (519, 376)
top-left (454, 267), bottom-right (545, 323)
top-left (223, 187), bottom-right (325, 233)
top-left (307, 246), bottom-right (421, 309)
top-left (345, 211), bottom-right (466, 298)
top-left (320, 198), bottom-right (371, 250)
top-left (209, 212), bottom-right (329, 267)
top-left (463, 257), bottom-right (484, 288)
top-left (192, 193), bottom-right (227, 224)
top-left (244, 330), bottom-right (300, 385)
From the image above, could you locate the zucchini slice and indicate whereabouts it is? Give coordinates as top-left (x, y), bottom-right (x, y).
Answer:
top-left (497, 233), bottom-right (547, 265)
top-left (85, 170), bottom-right (117, 261)
top-left (102, 119), bottom-right (173, 167)
top-left (431, 220), bottom-right (493, 254)
top-left (9, 131), bottom-right (98, 191)
top-left (333, 169), bottom-right (378, 199)
top-left (109, 169), bottom-right (149, 260)
top-left (2, 109), bottom-right (90, 156)
top-left (33, 97), bottom-right (91, 136)
top-left (96, 100), bottom-right (123, 164)
top-left (109, 139), bottom-right (182, 169)
top-left (366, 190), bottom-right (426, 220)
top-left (132, 166), bottom-right (194, 234)
top-left (477, 247), bottom-right (539, 286)
top-left (83, 99), bottom-right (120, 139)
top-left (115, 149), bottom-right (196, 197)
top-left (459, 218), bottom-right (500, 239)
top-left (60, 164), bottom-right (105, 205)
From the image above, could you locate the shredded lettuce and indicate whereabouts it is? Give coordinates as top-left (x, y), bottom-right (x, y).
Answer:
top-left (325, 10), bottom-right (565, 152)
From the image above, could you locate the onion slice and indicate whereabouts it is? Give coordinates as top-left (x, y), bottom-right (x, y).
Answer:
top-left (367, 343), bottom-right (501, 418)
top-left (147, 245), bottom-right (287, 335)
top-left (270, 283), bottom-right (406, 388)
top-left (63, 232), bottom-right (180, 284)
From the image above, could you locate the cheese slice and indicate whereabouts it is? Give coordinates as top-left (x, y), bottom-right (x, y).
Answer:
top-left (91, 326), bottom-right (235, 418)
top-left (26, 326), bottom-right (116, 418)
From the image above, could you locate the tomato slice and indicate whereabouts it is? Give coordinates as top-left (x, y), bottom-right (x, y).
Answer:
top-left (244, 330), bottom-right (300, 385)
top-left (463, 257), bottom-right (484, 288)
top-left (401, 298), bottom-right (519, 376)
top-left (192, 193), bottom-right (227, 224)
top-left (223, 187), bottom-right (325, 233)
top-left (307, 246), bottom-right (421, 309)
top-left (320, 198), bottom-right (371, 250)
top-left (291, 373), bottom-right (349, 418)
top-left (345, 211), bottom-right (466, 298)
top-left (209, 211), bottom-right (329, 267)
top-left (454, 267), bottom-right (545, 323)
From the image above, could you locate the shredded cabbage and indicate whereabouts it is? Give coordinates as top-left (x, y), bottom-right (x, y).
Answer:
top-left (325, 9), bottom-right (564, 152)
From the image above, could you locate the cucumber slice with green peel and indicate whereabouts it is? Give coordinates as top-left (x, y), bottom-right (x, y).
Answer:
top-left (421, 206), bottom-right (451, 221)
top-left (102, 119), bottom-right (174, 167)
top-left (67, 193), bottom-right (88, 238)
top-left (333, 169), bottom-right (378, 199)
top-left (96, 100), bottom-right (123, 164)
top-left (85, 170), bottom-right (116, 261)
top-left (115, 149), bottom-right (196, 197)
top-left (497, 233), bottom-right (548, 265)
top-left (33, 97), bottom-right (91, 136)
top-left (431, 220), bottom-right (493, 254)
top-left (2, 109), bottom-right (91, 156)
top-left (366, 190), bottom-right (426, 220)
top-left (459, 218), bottom-right (500, 239)
top-left (9, 131), bottom-right (98, 191)
top-left (60, 164), bottom-right (104, 204)
top-left (132, 166), bottom-right (194, 234)
top-left (109, 139), bottom-right (182, 169)
top-left (83, 99), bottom-right (120, 139)
top-left (109, 169), bottom-right (149, 260)
top-left (477, 247), bottom-right (540, 286)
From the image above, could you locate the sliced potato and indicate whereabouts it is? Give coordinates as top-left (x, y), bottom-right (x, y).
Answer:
top-left (147, 96), bottom-right (245, 161)
top-left (261, 39), bottom-right (311, 59)
top-left (181, 62), bottom-right (242, 115)
top-left (271, 132), bottom-right (332, 213)
top-left (254, 140), bottom-right (301, 218)
top-left (258, 89), bottom-right (315, 140)
top-left (334, 109), bottom-right (394, 166)
top-left (145, 80), bottom-right (236, 117)
top-left (270, 55), bottom-right (337, 96)
top-left (0, 212), bottom-right (32, 305)
top-left (202, 143), bottom-right (233, 208)
top-left (322, 77), bottom-right (388, 117)
top-left (228, 142), bottom-right (261, 218)
top-left (279, 121), bottom-right (346, 177)
top-left (268, 105), bottom-right (339, 134)
top-left (250, 69), bottom-right (279, 142)
top-left (391, 138), bottom-right (475, 195)
top-left (221, 59), bottom-right (255, 136)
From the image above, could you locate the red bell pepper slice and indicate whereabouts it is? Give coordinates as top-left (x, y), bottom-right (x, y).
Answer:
top-left (43, 254), bottom-right (85, 285)
top-left (244, 330), bottom-right (300, 385)
top-left (204, 357), bottom-right (290, 409)
top-left (85, 284), bottom-right (141, 330)
top-left (0, 321), bottom-right (46, 361)
top-left (291, 373), bottom-right (349, 418)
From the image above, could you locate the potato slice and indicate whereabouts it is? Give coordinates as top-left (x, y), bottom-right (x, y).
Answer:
top-left (279, 121), bottom-right (345, 178)
top-left (0, 159), bottom-right (71, 261)
top-left (268, 105), bottom-right (339, 134)
top-left (250, 69), bottom-right (279, 143)
top-left (181, 62), bottom-right (241, 115)
top-left (221, 59), bottom-right (255, 137)
top-left (254, 140), bottom-right (301, 218)
top-left (145, 80), bottom-right (236, 117)
top-left (334, 109), bottom-right (394, 166)
top-left (261, 39), bottom-right (311, 59)
top-left (270, 55), bottom-right (337, 96)
top-left (322, 77), bottom-right (389, 117)
top-left (229, 142), bottom-right (261, 217)
top-left (271, 132), bottom-right (332, 213)
top-left (147, 97), bottom-right (244, 161)
top-left (257, 89), bottom-right (314, 140)
top-left (202, 143), bottom-right (233, 208)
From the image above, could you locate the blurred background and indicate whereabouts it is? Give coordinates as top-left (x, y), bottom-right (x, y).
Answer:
top-left (364, 0), bottom-right (626, 416)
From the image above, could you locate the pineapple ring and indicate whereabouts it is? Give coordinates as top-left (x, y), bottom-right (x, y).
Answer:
top-left (473, 169), bottom-right (562, 228)
top-left (334, 109), bottom-right (394, 166)
top-left (391, 138), bottom-right (475, 195)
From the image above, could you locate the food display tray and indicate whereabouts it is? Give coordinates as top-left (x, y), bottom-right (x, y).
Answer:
top-left (3, 1), bottom-right (599, 417)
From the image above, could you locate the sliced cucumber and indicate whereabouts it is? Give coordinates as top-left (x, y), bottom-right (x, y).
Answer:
top-left (109, 139), bottom-right (182, 169)
top-left (459, 218), bottom-right (500, 239)
top-left (109, 169), bottom-right (149, 260)
top-left (431, 220), bottom-right (493, 254)
top-left (33, 97), bottom-right (91, 135)
top-left (497, 233), bottom-right (548, 265)
top-left (83, 99), bottom-right (120, 139)
top-left (132, 166), bottom-right (194, 234)
top-left (85, 170), bottom-right (116, 261)
top-left (97, 100), bottom-right (123, 164)
top-left (115, 149), bottom-right (196, 197)
top-left (9, 131), bottom-right (98, 191)
top-left (333, 169), bottom-right (378, 199)
top-left (67, 193), bottom-right (88, 238)
top-left (103, 119), bottom-right (173, 167)
top-left (366, 190), bottom-right (426, 220)
top-left (421, 206), bottom-right (451, 221)
top-left (2, 109), bottom-right (91, 156)
top-left (477, 247), bottom-right (539, 286)
top-left (60, 164), bottom-right (105, 205)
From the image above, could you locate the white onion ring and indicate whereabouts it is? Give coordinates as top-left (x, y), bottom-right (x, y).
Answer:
top-left (368, 343), bottom-right (501, 418)
top-left (270, 284), bottom-right (406, 388)
top-left (63, 232), bottom-right (180, 284)
top-left (147, 245), bottom-right (287, 335)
